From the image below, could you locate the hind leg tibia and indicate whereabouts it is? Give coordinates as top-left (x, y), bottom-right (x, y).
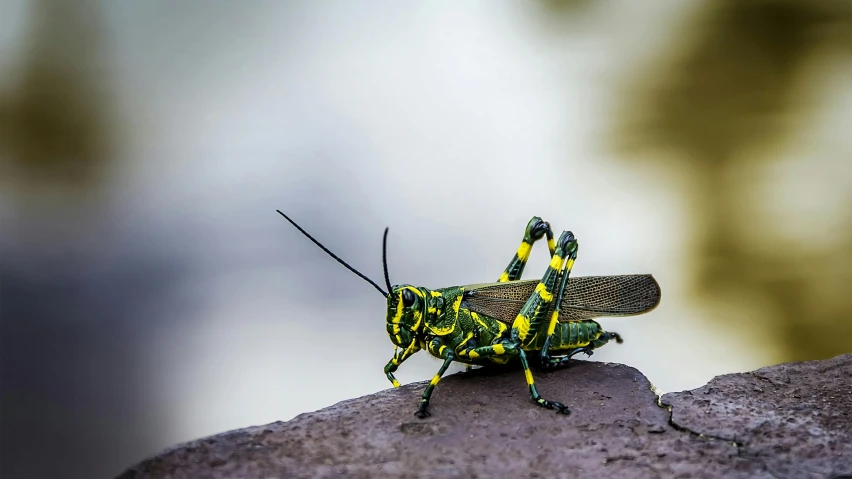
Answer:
top-left (497, 217), bottom-right (555, 282)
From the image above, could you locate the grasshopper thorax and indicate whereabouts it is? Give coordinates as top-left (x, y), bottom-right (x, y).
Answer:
top-left (386, 285), bottom-right (434, 348)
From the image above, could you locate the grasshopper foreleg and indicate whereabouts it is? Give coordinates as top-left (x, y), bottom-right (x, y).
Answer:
top-left (384, 340), bottom-right (421, 388)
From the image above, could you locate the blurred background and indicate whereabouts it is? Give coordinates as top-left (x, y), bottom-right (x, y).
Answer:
top-left (1, 1), bottom-right (850, 477)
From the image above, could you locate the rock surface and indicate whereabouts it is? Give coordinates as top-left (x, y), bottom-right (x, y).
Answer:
top-left (119, 354), bottom-right (852, 479)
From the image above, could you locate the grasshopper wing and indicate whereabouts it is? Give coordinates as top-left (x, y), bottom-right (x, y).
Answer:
top-left (461, 275), bottom-right (661, 325)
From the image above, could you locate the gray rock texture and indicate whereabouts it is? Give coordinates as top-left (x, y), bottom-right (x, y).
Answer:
top-left (119, 354), bottom-right (852, 479)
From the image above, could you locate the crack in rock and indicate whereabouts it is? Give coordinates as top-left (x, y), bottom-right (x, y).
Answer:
top-left (120, 354), bottom-right (852, 478)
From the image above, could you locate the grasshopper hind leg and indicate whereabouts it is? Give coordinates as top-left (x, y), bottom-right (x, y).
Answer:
top-left (539, 329), bottom-right (624, 370)
top-left (497, 217), bottom-right (555, 282)
top-left (509, 230), bottom-right (579, 414)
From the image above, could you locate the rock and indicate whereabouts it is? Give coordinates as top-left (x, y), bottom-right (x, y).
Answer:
top-left (661, 353), bottom-right (852, 479)
top-left (119, 354), bottom-right (852, 479)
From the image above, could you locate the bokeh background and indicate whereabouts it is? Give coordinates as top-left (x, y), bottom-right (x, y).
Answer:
top-left (1, 1), bottom-right (850, 477)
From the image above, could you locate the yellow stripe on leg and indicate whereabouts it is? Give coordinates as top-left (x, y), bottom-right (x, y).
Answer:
top-left (392, 379), bottom-right (400, 388)
top-left (429, 374), bottom-right (441, 386)
top-left (547, 237), bottom-right (556, 256)
top-left (493, 344), bottom-right (505, 355)
top-left (547, 310), bottom-right (560, 336)
top-left (514, 313), bottom-right (531, 340)
top-left (534, 282), bottom-right (553, 302)
top-left (549, 254), bottom-right (565, 270)
top-left (517, 241), bottom-right (532, 261)
top-left (498, 271), bottom-right (510, 282)
top-left (524, 368), bottom-right (534, 385)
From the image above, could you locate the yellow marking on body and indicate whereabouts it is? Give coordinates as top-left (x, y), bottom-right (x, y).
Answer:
top-left (517, 241), bottom-right (532, 261)
top-left (391, 324), bottom-right (400, 334)
top-left (547, 237), bottom-right (555, 256)
top-left (493, 344), bottom-right (505, 355)
top-left (498, 271), bottom-right (510, 283)
top-left (549, 254), bottom-right (565, 270)
top-left (391, 301), bottom-right (404, 325)
top-left (412, 310), bottom-right (422, 330)
top-left (392, 379), bottom-right (400, 388)
top-left (438, 345), bottom-right (447, 357)
top-left (534, 282), bottom-right (553, 302)
top-left (429, 321), bottom-right (455, 335)
top-left (471, 312), bottom-right (491, 332)
top-left (459, 331), bottom-right (473, 347)
top-left (429, 374), bottom-right (441, 386)
top-left (395, 335), bottom-right (403, 344)
top-left (431, 290), bottom-right (442, 298)
top-left (524, 368), bottom-right (534, 385)
top-left (452, 294), bottom-right (463, 314)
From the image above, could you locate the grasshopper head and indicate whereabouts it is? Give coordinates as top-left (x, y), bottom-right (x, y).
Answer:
top-left (386, 285), bottom-right (428, 348)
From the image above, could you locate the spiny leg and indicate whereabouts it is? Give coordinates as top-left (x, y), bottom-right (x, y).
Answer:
top-left (498, 216), bottom-right (555, 282)
top-left (415, 339), bottom-right (455, 418)
top-left (538, 235), bottom-right (578, 367)
top-left (541, 344), bottom-right (594, 370)
top-left (512, 230), bottom-right (575, 349)
top-left (540, 327), bottom-right (625, 370)
top-left (509, 231), bottom-right (577, 413)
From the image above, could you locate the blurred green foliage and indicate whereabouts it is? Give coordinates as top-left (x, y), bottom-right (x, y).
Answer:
top-left (611, 0), bottom-right (852, 362)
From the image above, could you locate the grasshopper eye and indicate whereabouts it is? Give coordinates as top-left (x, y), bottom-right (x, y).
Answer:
top-left (402, 289), bottom-right (415, 307)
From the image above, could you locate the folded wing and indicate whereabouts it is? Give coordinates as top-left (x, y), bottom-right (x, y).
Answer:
top-left (461, 275), bottom-right (661, 325)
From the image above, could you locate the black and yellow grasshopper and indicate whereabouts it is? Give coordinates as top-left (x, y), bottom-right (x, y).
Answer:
top-left (277, 211), bottom-right (661, 417)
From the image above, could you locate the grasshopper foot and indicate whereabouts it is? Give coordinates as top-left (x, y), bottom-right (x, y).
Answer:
top-left (539, 346), bottom-right (594, 370)
top-left (557, 230), bottom-right (577, 254)
top-left (577, 346), bottom-right (594, 358)
top-left (533, 397), bottom-right (570, 415)
top-left (414, 402), bottom-right (431, 419)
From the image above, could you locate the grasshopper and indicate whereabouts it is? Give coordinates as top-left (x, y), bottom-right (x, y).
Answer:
top-left (277, 211), bottom-right (661, 417)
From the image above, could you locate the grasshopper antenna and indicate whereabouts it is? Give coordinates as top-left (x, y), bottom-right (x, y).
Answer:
top-left (276, 210), bottom-right (389, 297)
top-left (382, 227), bottom-right (392, 294)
